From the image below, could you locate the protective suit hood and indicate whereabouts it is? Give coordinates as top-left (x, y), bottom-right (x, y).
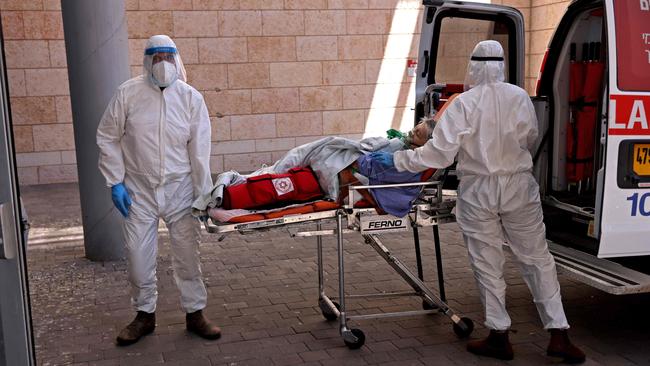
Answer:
top-left (143, 35), bottom-right (187, 87)
top-left (463, 40), bottom-right (505, 91)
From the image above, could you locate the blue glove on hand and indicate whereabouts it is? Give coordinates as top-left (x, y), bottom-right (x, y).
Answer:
top-left (369, 151), bottom-right (395, 169)
top-left (111, 183), bottom-right (132, 218)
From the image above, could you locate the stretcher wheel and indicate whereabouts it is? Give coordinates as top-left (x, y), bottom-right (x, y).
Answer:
top-left (452, 317), bottom-right (474, 338)
top-left (319, 299), bottom-right (340, 321)
top-left (343, 328), bottom-right (365, 349)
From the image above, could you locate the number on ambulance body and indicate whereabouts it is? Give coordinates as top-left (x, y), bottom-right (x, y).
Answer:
top-left (627, 193), bottom-right (650, 216)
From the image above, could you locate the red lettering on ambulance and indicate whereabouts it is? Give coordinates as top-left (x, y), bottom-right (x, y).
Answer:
top-left (608, 95), bottom-right (650, 135)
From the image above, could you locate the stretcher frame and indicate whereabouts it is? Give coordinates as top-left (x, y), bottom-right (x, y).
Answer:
top-left (203, 179), bottom-right (474, 348)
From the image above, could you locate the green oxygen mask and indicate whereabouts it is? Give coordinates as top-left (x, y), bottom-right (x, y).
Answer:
top-left (386, 129), bottom-right (407, 141)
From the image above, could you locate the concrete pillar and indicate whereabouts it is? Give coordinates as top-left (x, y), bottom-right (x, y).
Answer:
top-left (61, 0), bottom-right (130, 261)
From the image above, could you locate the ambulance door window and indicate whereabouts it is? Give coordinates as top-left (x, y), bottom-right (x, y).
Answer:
top-left (433, 17), bottom-right (512, 85)
top-left (613, 0), bottom-right (650, 92)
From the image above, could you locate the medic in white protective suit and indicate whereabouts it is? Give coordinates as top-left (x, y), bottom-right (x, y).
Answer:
top-left (371, 41), bottom-right (585, 364)
top-left (97, 35), bottom-right (221, 346)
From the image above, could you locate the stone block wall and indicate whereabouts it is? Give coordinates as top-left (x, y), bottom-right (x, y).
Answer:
top-left (2, 0), bottom-right (74, 185)
top-left (2, 0), bottom-right (570, 185)
top-left (527, 0), bottom-right (572, 91)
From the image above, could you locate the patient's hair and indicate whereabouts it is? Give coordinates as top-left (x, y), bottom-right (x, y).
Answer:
top-left (403, 117), bottom-right (437, 149)
top-left (420, 116), bottom-right (436, 139)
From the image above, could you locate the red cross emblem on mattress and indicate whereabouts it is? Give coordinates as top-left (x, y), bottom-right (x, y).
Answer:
top-left (273, 177), bottom-right (294, 196)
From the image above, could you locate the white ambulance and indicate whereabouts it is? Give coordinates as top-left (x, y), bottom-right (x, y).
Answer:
top-left (416, 0), bottom-right (650, 294)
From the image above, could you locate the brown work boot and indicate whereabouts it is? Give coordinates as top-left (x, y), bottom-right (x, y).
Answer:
top-left (116, 311), bottom-right (155, 346)
top-left (186, 309), bottom-right (221, 340)
top-left (467, 329), bottom-right (514, 360)
top-left (547, 328), bottom-right (586, 364)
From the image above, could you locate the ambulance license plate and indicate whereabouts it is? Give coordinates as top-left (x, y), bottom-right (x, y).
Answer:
top-left (633, 144), bottom-right (650, 176)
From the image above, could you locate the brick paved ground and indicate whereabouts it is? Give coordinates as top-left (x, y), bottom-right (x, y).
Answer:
top-left (22, 183), bottom-right (650, 366)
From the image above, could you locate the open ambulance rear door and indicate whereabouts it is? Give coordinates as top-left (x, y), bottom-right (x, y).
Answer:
top-left (414, 0), bottom-right (525, 122)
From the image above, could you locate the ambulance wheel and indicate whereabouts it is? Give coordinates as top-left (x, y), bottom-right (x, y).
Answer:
top-left (422, 300), bottom-right (439, 310)
top-left (319, 299), bottom-right (340, 321)
top-left (344, 329), bottom-right (366, 349)
top-left (452, 317), bottom-right (474, 338)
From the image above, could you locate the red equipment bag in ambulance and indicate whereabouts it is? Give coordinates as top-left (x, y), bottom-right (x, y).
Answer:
top-left (222, 167), bottom-right (324, 210)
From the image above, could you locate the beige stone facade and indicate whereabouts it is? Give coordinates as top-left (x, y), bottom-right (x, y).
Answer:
top-left (2, 0), bottom-right (570, 185)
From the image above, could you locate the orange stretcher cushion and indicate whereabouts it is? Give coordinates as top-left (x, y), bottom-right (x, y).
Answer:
top-left (264, 204), bottom-right (315, 219)
top-left (212, 200), bottom-right (341, 223)
top-left (311, 200), bottom-right (340, 211)
top-left (228, 213), bottom-right (266, 223)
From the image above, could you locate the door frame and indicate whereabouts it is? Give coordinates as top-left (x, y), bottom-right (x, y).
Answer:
top-left (0, 19), bottom-right (37, 366)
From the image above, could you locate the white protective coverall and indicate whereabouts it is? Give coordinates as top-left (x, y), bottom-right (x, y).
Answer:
top-left (97, 35), bottom-right (212, 313)
top-left (394, 40), bottom-right (569, 331)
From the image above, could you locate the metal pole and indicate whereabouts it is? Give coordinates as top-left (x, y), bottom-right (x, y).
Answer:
top-left (336, 211), bottom-right (350, 333)
top-left (412, 225), bottom-right (424, 280)
top-left (433, 225), bottom-right (446, 302)
top-left (61, 0), bottom-right (130, 260)
top-left (317, 222), bottom-right (324, 297)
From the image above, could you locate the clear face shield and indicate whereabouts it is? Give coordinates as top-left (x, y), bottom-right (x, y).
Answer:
top-left (143, 35), bottom-right (187, 88)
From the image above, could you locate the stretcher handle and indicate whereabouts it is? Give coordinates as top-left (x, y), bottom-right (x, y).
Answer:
top-left (349, 181), bottom-right (441, 190)
top-left (202, 218), bottom-right (220, 234)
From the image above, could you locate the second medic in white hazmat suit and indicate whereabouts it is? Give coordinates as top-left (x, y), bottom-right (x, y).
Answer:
top-left (97, 35), bottom-right (221, 346)
top-left (371, 40), bottom-right (585, 363)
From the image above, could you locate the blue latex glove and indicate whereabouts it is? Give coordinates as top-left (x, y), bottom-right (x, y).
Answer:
top-left (369, 151), bottom-right (395, 169)
top-left (111, 183), bottom-right (132, 217)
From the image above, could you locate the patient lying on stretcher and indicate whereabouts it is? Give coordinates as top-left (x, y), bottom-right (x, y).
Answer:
top-left (336, 119), bottom-right (435, 216)
top-left (191, 117), bottom-right (437, 221)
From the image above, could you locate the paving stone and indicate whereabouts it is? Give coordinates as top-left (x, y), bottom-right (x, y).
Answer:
top-left (362, 350), bottom-right (394, 364)
top-left (299, 349), bottom-right (330, 362)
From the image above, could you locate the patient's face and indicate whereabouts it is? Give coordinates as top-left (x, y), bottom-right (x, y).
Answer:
top-left (408, 122), bottom-right (430, 147)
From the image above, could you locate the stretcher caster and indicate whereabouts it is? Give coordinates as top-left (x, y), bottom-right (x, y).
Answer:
top-left (319, 299), bottom-right (340, 321)
top-left (452, 317), bottom-right (474, 338)
top-left (343, 328), bottom-right (365, 349)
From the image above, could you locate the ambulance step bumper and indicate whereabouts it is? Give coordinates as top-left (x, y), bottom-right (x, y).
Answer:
top-left (548, 242), bottom-right (650, 295)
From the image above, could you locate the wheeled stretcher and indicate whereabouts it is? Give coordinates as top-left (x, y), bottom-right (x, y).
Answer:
top-left (202, 173), bottom-right (475, 348)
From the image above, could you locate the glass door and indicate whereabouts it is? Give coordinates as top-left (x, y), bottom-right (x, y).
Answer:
top-left (0, 22), bottom-right (36, 366)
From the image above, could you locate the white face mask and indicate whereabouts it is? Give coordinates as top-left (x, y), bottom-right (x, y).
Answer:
top-left (152, 61), bottom-right (177, 87)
